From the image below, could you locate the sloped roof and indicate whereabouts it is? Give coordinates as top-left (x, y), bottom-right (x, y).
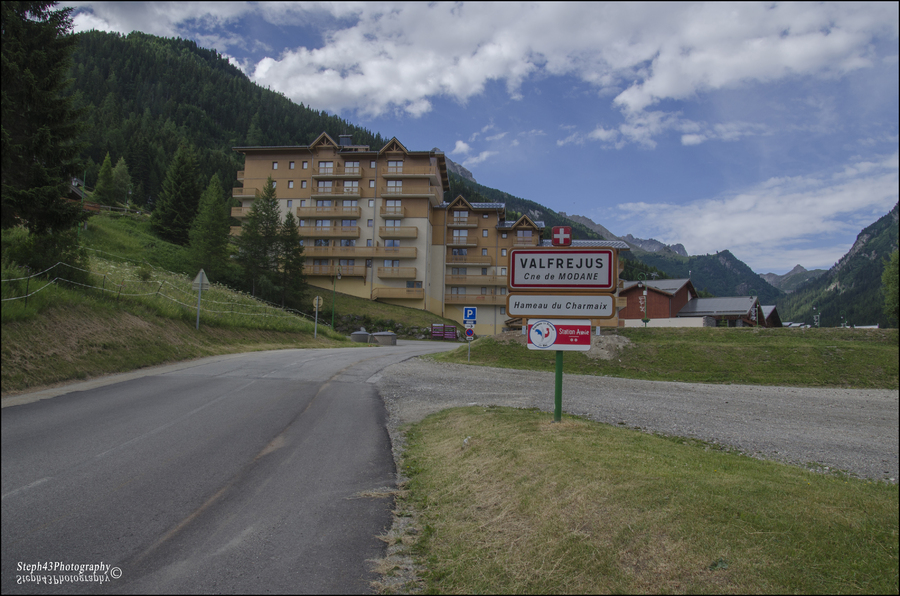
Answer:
top-left (541, 239), bottom-right (630, 249)
top-left (678, 296), bottom-right (756, 317)
top-left (622, 278), bottom-right (692, 295)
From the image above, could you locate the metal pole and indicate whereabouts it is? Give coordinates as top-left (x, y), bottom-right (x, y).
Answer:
top-left (196, 278), bottom-right (203, 330)
top-left (314, 302), bottom-right (319, 339)
top-left (554, 350), bottom-right (563, 422)
top-left (331, 274), bottom-right (336, 328)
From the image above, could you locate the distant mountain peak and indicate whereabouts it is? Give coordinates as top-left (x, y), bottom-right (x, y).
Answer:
top-left (441, 152), bottom-right (477, 184)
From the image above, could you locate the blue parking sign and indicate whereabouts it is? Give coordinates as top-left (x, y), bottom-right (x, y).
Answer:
top-left (464, 307), bottom-right (477, 322)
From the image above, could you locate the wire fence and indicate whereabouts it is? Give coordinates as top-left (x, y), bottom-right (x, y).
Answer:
top-left (1, 255), bottom-right (320, 328)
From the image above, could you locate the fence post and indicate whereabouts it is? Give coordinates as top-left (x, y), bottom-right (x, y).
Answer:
top-left (24, 276), bottom-right (30, 309)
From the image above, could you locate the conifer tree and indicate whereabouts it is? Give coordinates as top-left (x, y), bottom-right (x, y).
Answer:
top-left (1, 1), bottom-right (87, 233)
top-left (188, 174), bottom-right (230, 279)
top-left (883, 250), bottom-right (899, 326)
top-left (278, 210), bottom-right (306, 308)
top-left (93, 152), bottom-right (115, 205)
top-left (237, 177), bottom-right (281, 296)
top-left (151, 143), bottom-right (201, 245)
top-left (112, 157), bottom-right (132, 206)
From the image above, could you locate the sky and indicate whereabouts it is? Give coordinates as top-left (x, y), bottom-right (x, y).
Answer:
top-left (65, 2), bottom-right (899, 275)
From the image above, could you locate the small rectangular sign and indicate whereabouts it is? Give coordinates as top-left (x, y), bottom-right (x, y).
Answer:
top-left (509, 248), bottom-right (614, 292)
top-left (527, 319), bottom-right (592, 351)
top-left (508, 294), bottom-right (615, 319)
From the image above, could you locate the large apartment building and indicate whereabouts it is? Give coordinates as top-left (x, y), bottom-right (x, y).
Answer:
top-left (232, 132), bottom-right (620, 334)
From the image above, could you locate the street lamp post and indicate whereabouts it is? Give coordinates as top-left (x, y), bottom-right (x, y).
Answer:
top-left (637, 273), bottom-right (649, 327)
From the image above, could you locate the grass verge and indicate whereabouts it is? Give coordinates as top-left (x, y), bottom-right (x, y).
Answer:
top-left (397, 406), bottom-right (899, 594)
top-left (433, 328), bottom-right (899, 389)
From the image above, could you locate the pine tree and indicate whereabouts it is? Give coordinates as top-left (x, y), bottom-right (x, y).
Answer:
top-left (278, 210), bottom-right (306, 308)
top-left (188, 174), bottom-right (230, 279)
top-left (112, 156), bottom-right (132, 206)
top-left (93, 152), bottom-right (115, 205)
top-left (151, 143), bottom-right (201, 245)
top-left (1, 1), bottom-right (87, 233)
top-left (237, 177), bottom-right (281, 296)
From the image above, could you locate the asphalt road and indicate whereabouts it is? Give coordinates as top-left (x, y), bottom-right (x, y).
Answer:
top-left (1, 342), bottom-right (457, 595)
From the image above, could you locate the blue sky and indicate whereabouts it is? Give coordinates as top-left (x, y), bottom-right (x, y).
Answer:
top-left (66, 2), bottom-right (898, 275)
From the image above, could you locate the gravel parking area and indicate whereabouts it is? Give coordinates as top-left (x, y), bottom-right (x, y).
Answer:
top-left (376, 358), bottom-right (899, 483)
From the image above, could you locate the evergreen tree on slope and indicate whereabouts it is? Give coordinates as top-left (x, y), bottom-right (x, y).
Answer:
top-left (188, 174), bottom-right (231, 280)
top-left (1, 1), bottom-right (87, 233)
top-left (151, 143), bottom-right (201, 245)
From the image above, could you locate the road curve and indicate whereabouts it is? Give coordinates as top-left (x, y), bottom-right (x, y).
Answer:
top-left (1, 342), bottom-right (457, 595)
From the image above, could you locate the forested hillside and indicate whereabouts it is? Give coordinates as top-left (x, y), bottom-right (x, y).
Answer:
top-left (68, 31), bottom-right (387, 207)
top-left (777, 204), bottom-right (899, 327)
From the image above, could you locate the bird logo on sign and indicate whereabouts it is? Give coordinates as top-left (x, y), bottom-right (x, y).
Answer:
top-left (552, 226), bottom-right (572, 246)
top-left (529, 320), bottom-right (557, 348)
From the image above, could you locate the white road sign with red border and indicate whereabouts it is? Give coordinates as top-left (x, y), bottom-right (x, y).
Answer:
top-left (509, 248), bottom-right (615, 292)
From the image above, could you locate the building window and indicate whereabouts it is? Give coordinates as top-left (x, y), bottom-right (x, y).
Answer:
top-left (483, 229), bottom-right (488, 237)
top-left (385, 259), bottom-right (400, 267)
top-left (289, 161), bottom-right (295, 169)
top-left (482, 268), bottom-right (488, 275)
top-left (370, 160), bottom-right (376, 169)
top-left (302, 161), bottom-right (308, 169)
top-left (319, 161), bottom-right (333, 174)
top-left (500, 267), bottom-right (507, 275)
top-left (340, 239), bottom-right (356, 247)
top-left (317, 180), bottom-right (333, 192)
top-left (288, 180), bottom-right (294, 189)
top-left (367, 239), bottom-right (373, 247)
top-left (452, 267), bottom-right (467, 275)
top-left (316, 200), bottom-right (332, 207)
top-left (500, 307), bottom-right (506, 316)
top-left (369, 180), bottom-right (375, 188)
top-left (341, 219), bottom-right (357, 228)
top-left (345, 161), bottom-right (359, 174)
top-left (314, 239), bottom-right (330, 247)
top-left (344, 180), bottom-right (359, 192)
top-left (368, 199), bottom-right (375, 207)
top-left (272, 161), bottom-right (278, 169)
top-left (287, 200), bottom-right (292, 208)
top-left (300, 200), bottom-right (306, 207)
top-left (483, 214), bottom-right (489, 218)
top-left (386, 180), bottom-right (402, 193)
top-left (502, 233), bottom-right (508, 239)
top-left (482, 248), bottom-right (488, 256)
top-left (301, 180), bottom-right (307, 188)
top-left (315, 219), bottom-right (330, 227)
top-left (339, 259), bottom-right (355, 267)
top-left (367, 219), bottom-right (374, 227)
top-left (481, 287), bottom-right (488, 295)
top-left (385, 219), bottom-right (401, 227)
top-left (385, 240), bottom-right (401, 247)
top-left (272, 181), bottom-right (276, 188)
top-left (499, 287), bottom-right (507, 295)
top-left (407, 281), bottom-right (422, 288)
top-left (501, 249), bottom-right (507, 256)
top-left (451, 287), bottom-right (466, 295)
top-left (388, 160), bottom-right (403, 173)
top-left (343, 199), bottom-right (358, 207)
top-left (452, 248), bottom-right (468, 256)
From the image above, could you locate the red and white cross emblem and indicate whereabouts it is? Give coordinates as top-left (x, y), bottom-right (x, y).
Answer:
top-left (552, 226), bottom-right (572, 246)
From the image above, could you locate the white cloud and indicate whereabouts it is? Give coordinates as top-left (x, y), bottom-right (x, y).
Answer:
top-left (452, 141), bottom-right (472, 155)
top-left (462, 151), bottom-right (499, 168)
top-left (614, 151), bottom-right (899, 271)
top-left (72, 2), bottom-right (894, 135)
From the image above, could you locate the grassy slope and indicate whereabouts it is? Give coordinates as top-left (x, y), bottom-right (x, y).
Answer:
top-left (434, 327), bottom-right (899, 389)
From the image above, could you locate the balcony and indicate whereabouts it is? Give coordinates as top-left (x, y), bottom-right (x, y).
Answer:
top-left (231, 206), bottom-right (252, 218)
top-left (237, 170), bottom-right (244, 181)
top-left (380, 185), bottom-right (442, 199)
top-left (446, 253), bottom-right (492, 266)
top-left (229, 226), bottom-right (242, 236)
top-left (312, 165), bottom-right (362, 178)
top-left (448, 216), bottom-right (478, 228)
top-left (311, 185), bottom-right (362, 199)
top-left (444, 293), bottom-right (506, 305)
top-left (373, 287), bottom-right (424, 300)
top-left (513, 237), bottom-right (540, 247)
top-left (296, 205), bottom-right (361, 219)
top-left (233, 187), bottom-right (257, 198)
top-left (379, 226), bottom-right (418, 239)
top-left (380, 205), bottom-right (406, 218)
top-left (373, 246), bottom-right (417, 259)
top-left (300, 226), bottom-right (361, 239)
top-left (445, 275), bottom-right (507, 286)
top-left (304, 265), bottom-right (366, 277)
top-left (380, 165), bottom-right (438, 179)
top-left (447, 236), bottom-right (478, 248)
top-left (377, 267), bottom-right (417, 279)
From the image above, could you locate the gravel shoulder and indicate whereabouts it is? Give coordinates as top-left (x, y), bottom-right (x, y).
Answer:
top-left (377, 358), bottom-right (899, 483)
